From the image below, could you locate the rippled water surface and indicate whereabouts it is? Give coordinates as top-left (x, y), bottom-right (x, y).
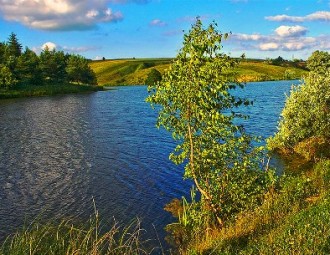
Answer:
top-left (0, 80), bottom-right (300, 243)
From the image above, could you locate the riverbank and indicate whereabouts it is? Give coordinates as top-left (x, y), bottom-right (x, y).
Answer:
top-left (169, 158), bottom-right (330, 254)
top-left (0, 83), bottom-right (104, 99)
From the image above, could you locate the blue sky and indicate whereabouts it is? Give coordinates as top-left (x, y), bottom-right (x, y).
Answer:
top-left (0, 0), bottom-right (329, 60)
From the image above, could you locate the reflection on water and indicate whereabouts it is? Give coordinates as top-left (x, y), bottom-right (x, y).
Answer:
top-left (0, 81), bottom-right (299, 243)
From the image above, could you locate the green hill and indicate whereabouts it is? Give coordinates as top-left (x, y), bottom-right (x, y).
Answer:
top-left (90, 58), bottom-right (307, 86)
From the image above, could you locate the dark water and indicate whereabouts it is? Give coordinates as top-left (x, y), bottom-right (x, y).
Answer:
top-left (0, 80), bottom-right (300, 245)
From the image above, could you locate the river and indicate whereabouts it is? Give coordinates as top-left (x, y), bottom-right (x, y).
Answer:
top-left (0, 80), bottom-right (300, 246)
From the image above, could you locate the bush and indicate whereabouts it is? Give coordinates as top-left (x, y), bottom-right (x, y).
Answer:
top-left (267, 70), bottom-right (330, 159)
top-left (144, 68), bottom-right (162, 86)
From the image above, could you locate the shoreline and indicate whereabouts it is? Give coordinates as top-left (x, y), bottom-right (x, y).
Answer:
top-left (0, 83), bottom-right (104, 100)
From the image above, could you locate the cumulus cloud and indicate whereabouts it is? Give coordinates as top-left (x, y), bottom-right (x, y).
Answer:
top-left (231, 33), bottom-right (265, 41)
top-left (229, 31), bottom-right (321, 52)
top-left (0, 0), bottom-right (124, 31)
top-left (266, 11), bottom-right (330, 22)
top-left (42, 42), bottom-right (57, 51)
top-left (274, 25), bottom-right (308, 37)
top-left (150, 19), bottom-right (167, 27)
top-left (34, 41), bottom-right (99, 54)
top-left (259, 42), bottom-right (279, 51)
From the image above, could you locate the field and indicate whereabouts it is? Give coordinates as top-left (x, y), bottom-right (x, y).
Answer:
top-left (89, 58), bottom-right (308, 86)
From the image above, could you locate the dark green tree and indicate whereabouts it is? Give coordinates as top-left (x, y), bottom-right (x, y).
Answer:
top-left (16, 47), bottom-right (41, 85)
top-left (66, 54), bottom-right (97, 85)
top-left (0, 42), bottom-right (7, 65)
top-left (145, 68), bottom-right (162, 86)
top-left (6, 33), bottom-right (22, 58)
top-left (39, 48), bottom-right (68, 84)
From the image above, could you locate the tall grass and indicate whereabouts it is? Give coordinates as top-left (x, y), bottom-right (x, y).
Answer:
top-left (0, 212), bottom-right (161, 255)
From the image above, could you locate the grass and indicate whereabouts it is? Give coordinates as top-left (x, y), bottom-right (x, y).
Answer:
top-left (89, 58), bottom-right (308, 86)
top-left (90, 58), bottom-right (172, 86)
top-left (0, 83), bottom-right (103, 99)
top-left (236, 61), bottom-right (307, 82)
top-left (180, 159), bottom-right (330, 254)
top-left (0, 212), bottom-right (162, 255)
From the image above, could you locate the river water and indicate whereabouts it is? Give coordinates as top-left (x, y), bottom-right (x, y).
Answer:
top-left (0, 80), bottom-right (300, 246)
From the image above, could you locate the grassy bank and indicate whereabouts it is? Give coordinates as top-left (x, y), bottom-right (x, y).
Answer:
top-left (177, 159), bottom-right (330, 254)
top-left (89, 58), bottom-right (308, 86)
top-left (0, 215), bottom-right (160, 255)
top-left (0, 83), bottom-right (103, 99)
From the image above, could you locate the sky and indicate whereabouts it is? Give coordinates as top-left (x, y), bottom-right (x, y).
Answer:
top-left (0, 0), bottom-right (329, 60)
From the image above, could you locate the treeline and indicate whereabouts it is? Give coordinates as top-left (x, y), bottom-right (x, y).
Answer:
top-left (0, 33), bottom-right (97, 89)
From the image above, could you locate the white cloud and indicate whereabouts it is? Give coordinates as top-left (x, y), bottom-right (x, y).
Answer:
top-left (266, 11), bottom-right (330, 23)
top-left (42, 42), bottom-right (57, 51)
top-left (0, 0), bottom-right (124, 31)
top-left (34, 42), bottom-right (99, 54)
top-left (274, 25), bottom-right (308, 37)
top-left (307, 11), bottom-right (330, 21)
top-left (232, 33), bottom-right (265, 41)
top-left (259, 42), bottom-right (279, 51)
top-left (228, 31), bottom-right (322, 52)
top-left (94, 56), bottom-right (104, 60)
top-left (150, 19), bottom-right (167, 27)
top-left (265, 14), bottom-right (304, 22)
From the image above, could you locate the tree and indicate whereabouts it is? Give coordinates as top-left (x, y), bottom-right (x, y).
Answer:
top-left (271, 56), bottom-right (286, 66)
top-left (145, 68), bottom-right (162, 86)
top-left (16, 47), bottom-right (41, 85)
top-left (0, 65), bottom-right (17, 88)
top-left (6, 33), bottom-right (22, 58)
top-left (0, 42), bottom-right (6, 65)
top-left (306, 50), bottom-right (330, 74)
top-left (66, 54), bottom-right (97, 85)
top-left (39, 48), bottom-right (67, 84)
top-left (147, 19), bottom-right (273, 226)
top-left (268, 51), bottom-right (330, 160)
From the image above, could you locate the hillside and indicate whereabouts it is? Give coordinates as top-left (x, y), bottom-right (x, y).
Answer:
top-left (89, 58), bottom-right (307, 86)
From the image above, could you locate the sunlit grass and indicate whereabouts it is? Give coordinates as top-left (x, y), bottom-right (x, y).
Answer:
top-left (182, 160), bottom-right (330, 254)
top-left (0, 213), bottom-right (161, 255)
top-left (89, 59), bottom-right (307, 86)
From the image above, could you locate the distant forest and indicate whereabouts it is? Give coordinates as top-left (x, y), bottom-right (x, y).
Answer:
top-left (0, 33), bottom-right (97, 89)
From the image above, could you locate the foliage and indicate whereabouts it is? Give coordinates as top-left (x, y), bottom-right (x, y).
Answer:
top-left (0, 33), bottom-right (98, 91)
top-left (6, 33), bottom-right (22, 58)
top-left (185, 159), bottom-right (330, 254)
top-left (147, 18), bottom-right (274, 230)
top-left (306, 50), bottom-right (330, 74)
top-left (267, 53), bottom-right (330, 160)
top-left (66, 54), bottom-right (97, 85)
top-left (145, 68), bottom-right (162, 86)
top-left (0, 65), bottom-right (17, 88)
top-left (16, 48), bottom-right (42, 85)
top-left (270, 56), bottom-right (286, 66)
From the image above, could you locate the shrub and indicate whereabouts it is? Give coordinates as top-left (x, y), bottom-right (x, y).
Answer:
top-left (267, 70), bottom-right (330, 160)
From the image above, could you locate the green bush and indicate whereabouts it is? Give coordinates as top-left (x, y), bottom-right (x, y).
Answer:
top-left (267, 70), bottom-right (330, 159)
